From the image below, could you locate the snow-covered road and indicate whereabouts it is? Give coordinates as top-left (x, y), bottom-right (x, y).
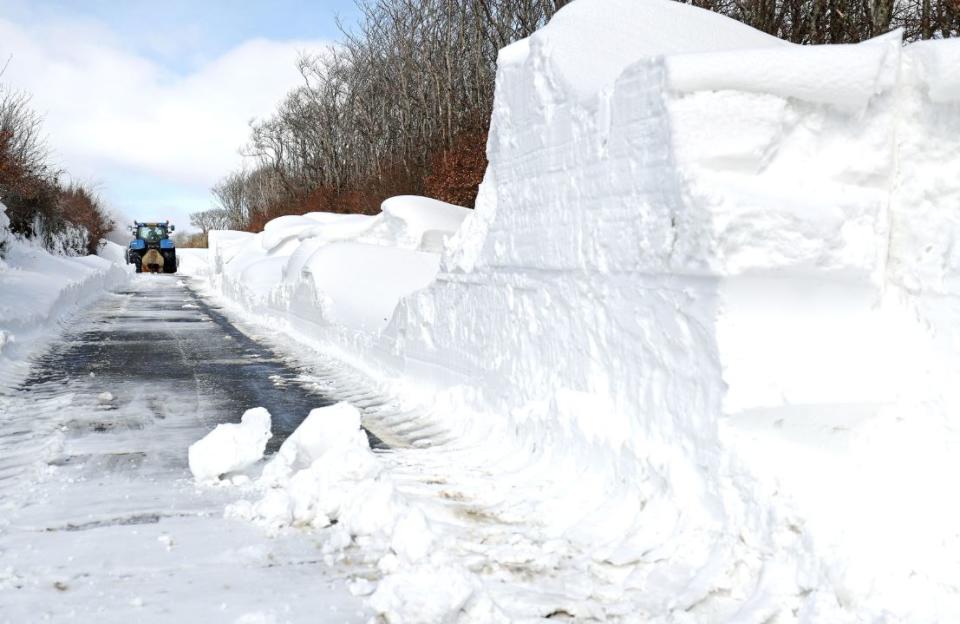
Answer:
top-left (0, 276), bottom-right (375, 623)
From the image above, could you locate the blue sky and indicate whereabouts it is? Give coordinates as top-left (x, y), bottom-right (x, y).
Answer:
top-left (0, 0), bottom-right (360, 231)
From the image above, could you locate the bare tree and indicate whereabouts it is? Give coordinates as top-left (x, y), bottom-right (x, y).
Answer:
top-left (211, 172), bottom-right (249, 229)
top-left (213, 0), bottom-right (566, 231)
top-left (201, 0), bottom-right (957, 234)
top-left (190, 208), bottom-right (232, 235)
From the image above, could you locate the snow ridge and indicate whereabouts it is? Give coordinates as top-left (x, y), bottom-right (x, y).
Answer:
top-left (0, 202), bottom-right (131, 387)
top-left (196, 1), bottom-right (960, 620)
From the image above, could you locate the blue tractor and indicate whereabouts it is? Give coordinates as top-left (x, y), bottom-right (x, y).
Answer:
top-left (126, 221), bottom-right (178, 273)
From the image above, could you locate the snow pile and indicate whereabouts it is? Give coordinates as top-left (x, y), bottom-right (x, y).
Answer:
top-left (204, 196), bottom-right (469, 344)
top-left (188, 407), bottom-right (273, 483)
top-left (226, 403), bottom-right (490, 622)
top-left (368, 565), bottom-right (477, 624)
top-left (0, 201), bottom-right (131, 384)
top-left (228, 403), bottom-right (392, 530)
top-left (381, 0), bottom-right (958, 618)
top-left (258, 402), bottom-right (369, 486)
top-left (202, 0), bottom-right (960, 620)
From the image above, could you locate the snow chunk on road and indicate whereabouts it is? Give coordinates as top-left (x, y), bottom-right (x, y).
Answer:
top-left (260, 402), bottom-right (368, 485)
top-left (226, 402), bottom-right (468, 622)
top-left (368, 565), bottom-right (476, 624)
top-left (390, 508), bottom-right (433, 565)
top-left (229, 402), bottom-right (388, 531)
top-left (188, 407), bottom-right (272, 483)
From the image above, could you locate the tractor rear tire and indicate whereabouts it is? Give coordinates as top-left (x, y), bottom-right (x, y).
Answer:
top-left (163, 253), bottom-right (177, 274)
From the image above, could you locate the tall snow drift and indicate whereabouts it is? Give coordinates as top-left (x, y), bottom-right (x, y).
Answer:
top-left (384, 0), bottom-right (960, 619)
top-left (203, 196), bottom-right (469, 344)
top-left (201, 0), bottom-right (960, 619)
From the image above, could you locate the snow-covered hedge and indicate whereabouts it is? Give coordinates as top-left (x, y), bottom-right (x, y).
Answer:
top-left (0, 201), bottom-right (131, 385)
top-left (201, 0), bottom-right (960, 619)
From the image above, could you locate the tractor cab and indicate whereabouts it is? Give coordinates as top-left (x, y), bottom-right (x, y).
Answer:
top-left (126, 221), bottom-right (178, 273)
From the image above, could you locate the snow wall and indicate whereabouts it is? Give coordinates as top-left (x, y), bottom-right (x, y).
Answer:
top-left (0, 202), bottom-right (131, 386)
top-left (203, 0), bottom-right (960, 618)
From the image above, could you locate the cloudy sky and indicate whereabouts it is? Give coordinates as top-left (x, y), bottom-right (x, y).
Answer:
top-left (0, 0), bottom-right (358, 230)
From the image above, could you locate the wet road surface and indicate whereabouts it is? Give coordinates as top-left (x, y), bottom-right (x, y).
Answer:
top-left (0, 276), bottom-right (374, 623)
top-left (20, 275), bottom-right (348, 449)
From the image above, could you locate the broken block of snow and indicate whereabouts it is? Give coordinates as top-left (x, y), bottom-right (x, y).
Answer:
top-left (188, 407), bottom-right (272, 482)
top-left (390, 508), bottom-right (434, 565)
top-left (260, 401), bottom-right (367, 485)
top-left (369, 564), bottom-right (476, 624)
top-left (231, 401), bottom-right (392, 532)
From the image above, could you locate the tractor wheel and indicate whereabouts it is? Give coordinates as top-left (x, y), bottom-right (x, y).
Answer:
top-left (163, 253), bottom-right (177, 274)
top-left (130, 253), bottom-right (142, 273)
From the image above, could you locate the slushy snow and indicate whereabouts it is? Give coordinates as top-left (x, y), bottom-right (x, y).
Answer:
top-left (187, 0), bottom-right (960, 621)
top-left (188, 407), bottom-right (273, 482)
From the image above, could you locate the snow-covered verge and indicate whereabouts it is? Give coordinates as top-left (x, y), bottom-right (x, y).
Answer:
top-left (191, 0), bottom-right (960, 621)
top-left (174, 247), bottom-right (209, 277)
top-left (0, 201), bottom-right (131, 386)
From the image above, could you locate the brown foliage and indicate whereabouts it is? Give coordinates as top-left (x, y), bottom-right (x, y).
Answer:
top-left (243, 185), bottom-right (385, 233)
top-left (204, 1), bottom-right (569, 233)
top-left (58, 184), bottom-right (115, 255)
top-left (424, 129), bottom-right (488, 208)
top-left (2, 87), bottom-right (113, 255)
top-left (0, 128), bottom-right (25, 190)
top-left (174, 231), bottom-right (208, 248)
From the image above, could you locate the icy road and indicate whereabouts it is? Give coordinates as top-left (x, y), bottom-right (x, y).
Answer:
top-left (0, 276), bottom-right (375, 623)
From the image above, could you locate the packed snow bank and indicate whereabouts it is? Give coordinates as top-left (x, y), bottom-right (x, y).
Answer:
top-left (380, 0), bottom-right (959, 618)
top-left (296, 243), bottom-right (440, 332)
top-left (188, 407), bottom-right (273, 483)
top-left (666, 33), bottom-right (902, 112)
top-left (204, 197), bottom-right (469, 343)
top-left (375, 196), bottom-right (472, 251)
top-left (202, 0), bottom-right (960, 620)
top-left (175, 248), bottom-right (209, 277)
top-left (906, 37), bottom-right (960, 102)
top-left (0, 202), bottom-right (131, 384)
top-left (516, 0), bottom-right (782, 99)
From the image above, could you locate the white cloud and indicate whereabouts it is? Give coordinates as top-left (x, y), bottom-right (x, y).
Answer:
top-left (0, 13), bottom-right (327, 225)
